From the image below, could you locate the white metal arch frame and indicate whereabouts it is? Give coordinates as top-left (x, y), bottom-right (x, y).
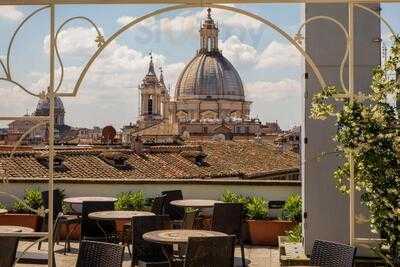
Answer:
top-left (0, 1), bottom-right (399, 267)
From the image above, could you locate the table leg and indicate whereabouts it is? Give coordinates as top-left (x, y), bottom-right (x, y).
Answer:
top-left (95, 221), bottom-right (109, 241)
top-left (162, 244), bottom-right (179, 267)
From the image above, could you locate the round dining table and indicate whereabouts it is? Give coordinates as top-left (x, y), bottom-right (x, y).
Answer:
top-left (88, 210), bottom-right (155, 221)
top-left (144, 229), bottom-right (228, 267)
top-left (169, 199), bottom-right (222, 209)
top-left (143, 229), bottom-right (227, 245)
top-left (63, 196), bottom-right (117, 205)
top-left (0, 208), bottom-right (8, 214)
top-left (0, 225), bottom-right (34, 233)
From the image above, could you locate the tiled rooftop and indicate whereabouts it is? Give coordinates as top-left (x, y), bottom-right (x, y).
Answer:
top-left (0, 140), bottom-right (299, 181)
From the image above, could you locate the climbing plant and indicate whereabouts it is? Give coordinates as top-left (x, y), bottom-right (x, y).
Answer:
top-left (311, 37), bottom-right (400, 266)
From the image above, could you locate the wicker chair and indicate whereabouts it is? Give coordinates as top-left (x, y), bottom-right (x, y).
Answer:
top-left (38, 189), bottom-right (80, 254)
top-left (310, 239), bottom-right (357, 267)
top-left (81, 201), bottom-right (117, 242)
top-left (172, 208), bottom-right (199, 230)
top-left (0, 237), bottom-right (19, 267)
top-left (184, 235), bottom-right (236, 267)
top-left (131, 215), bottom-right (172, 266)
top-left (212, 203), bottom-right (246, 267)
top-left (161, 190), bottom-right (185, 221)
top-left (151, 195), bottom-right (166, 215)
top-left (122, 195), bottom-right (167, 256)
top-left (18, 213), bottom-right (62, 266)
top-left (76, 240), bottom-right (124, 267)
top-left (182, 209), bottom-right (199, 230)
top-left (175, 209), bottom-right (200, 257)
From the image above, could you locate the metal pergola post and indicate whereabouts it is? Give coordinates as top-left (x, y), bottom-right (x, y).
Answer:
top-left (47, 2), bottom-right (55, 266)
top-left (348, 0), bottom-right (355, 246)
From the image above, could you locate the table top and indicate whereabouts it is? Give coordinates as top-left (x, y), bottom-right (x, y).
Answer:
top-left (0, 225), bottom-right (34, 233)
top-left (63, 196), bottom-right (117, 204)
top-left (89, 210), bottom-right (155, 220)
top-left (143, 229), bottom-right (227, 245)
top-left (170, 199), bottom-right (223, 208)
top-left (0, 209), bottom-right (8, 214)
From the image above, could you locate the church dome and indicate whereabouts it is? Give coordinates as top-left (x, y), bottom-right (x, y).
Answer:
top-left (36, 96), bottom-right (64, 112)
top-left (175, 52), bottom-right (245, 101)
top-left (175, 8), bottom-right (245, 101)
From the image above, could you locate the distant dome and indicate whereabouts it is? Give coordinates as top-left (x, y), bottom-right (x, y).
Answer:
top-left (175, 8), bottom-right (245, 101)
top-left (34, 96), bottom-right (65, 126)
top-left (36, 96), bottom-right (64, 112)
top-left (175, 52), bottom-right (245, 101)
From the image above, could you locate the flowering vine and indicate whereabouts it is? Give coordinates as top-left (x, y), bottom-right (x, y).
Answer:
top-left (311, 37), bottom-right (400, 266)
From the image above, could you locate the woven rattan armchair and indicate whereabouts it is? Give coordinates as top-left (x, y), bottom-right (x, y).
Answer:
top-left (0, 237), bottom-right (19, 267)
top-left (131, 215), bottom-right (172, 266)
top-left (310, 239), bottom-right (357, 267)
top-left (184, 235), bottom-right (236, 267)
top-left (76, 240), bottom-right (124, 267)
top-left (38, 189), bottom-right (80, 254)
top-left (151, 195), bottom-right (166, 215)
top-left (212, 203), bottom-right (246, 267)
top-left (161, 190), bottom-right (185, 221)
top-left (81, 201), bottom-right (117, 242)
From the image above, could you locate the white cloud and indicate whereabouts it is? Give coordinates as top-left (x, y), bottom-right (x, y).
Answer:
top-left (219, 35), bottom-right (257, 65)
top-left (160, 15), bottom-right (199, 37)
top-left (217, 11), bottom-right (261, 31)
top-left (246, 78), bottom-right (301, 102)
top-left (257, 41), bottom-right (301, 69)
top-left (246, 79), bottom-right (302, 129)
top-left (43, 27), bottom-right (103, 57)
top-left (34, 26), bottom-right (185, 128)
top-left (0, 6), bottom-right (23, 21)
top-left (116, 16), bottom-right (157, 31)
top-left (116, 7), bottom-right (262, 42)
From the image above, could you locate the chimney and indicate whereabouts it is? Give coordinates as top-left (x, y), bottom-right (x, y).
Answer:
top-left (99, 151), bottom-right (132, 170)
top-left (180, 150), bottom-right (207, 166)
top-left (35, 152), bottom-right (67, 172)
top-left (133, 135), bottom-right (143, 154)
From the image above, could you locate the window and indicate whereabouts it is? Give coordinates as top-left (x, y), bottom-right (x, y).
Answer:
top-left (148, 96), bottom-right (153, 114)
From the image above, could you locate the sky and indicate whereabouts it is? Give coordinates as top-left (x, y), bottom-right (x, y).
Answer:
top-left (0, 3), bottom-right (399, 130)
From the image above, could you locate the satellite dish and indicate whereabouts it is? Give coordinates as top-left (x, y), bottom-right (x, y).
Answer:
top-left (102, 126), bottom-right (116, 144)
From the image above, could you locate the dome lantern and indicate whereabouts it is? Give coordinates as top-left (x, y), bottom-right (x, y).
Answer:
top-left (199, 8), bottom-right (219, 53)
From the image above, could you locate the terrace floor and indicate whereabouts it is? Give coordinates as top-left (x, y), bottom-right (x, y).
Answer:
top-left (15, 241), bottom-right (280, 267)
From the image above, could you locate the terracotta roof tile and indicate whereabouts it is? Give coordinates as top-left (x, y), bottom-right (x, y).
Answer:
top-left (0, 140), bottom-right (299, 181)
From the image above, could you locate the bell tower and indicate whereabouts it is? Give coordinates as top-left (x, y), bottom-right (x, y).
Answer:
top-left (138, 53), bottom-right (165, 129)
top-left (199, 8), bottom-right (219, 53)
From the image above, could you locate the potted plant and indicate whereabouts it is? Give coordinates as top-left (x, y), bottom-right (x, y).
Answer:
top-left (246, 194), bottom-right (301, 246)
top-left (0, 187), bottom-right (43, 231)
top-left (114, 191), bottom-right (145, 231)
top-left (281, 193), bottom-right (302, 222)
top-left (246, 196), bottom-right (270, 245)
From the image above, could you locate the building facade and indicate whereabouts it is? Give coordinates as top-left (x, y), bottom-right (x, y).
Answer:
top-left (6, 96), bottom-right (71, 145)
top-left (136, 9), bottom-right (266, 139)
